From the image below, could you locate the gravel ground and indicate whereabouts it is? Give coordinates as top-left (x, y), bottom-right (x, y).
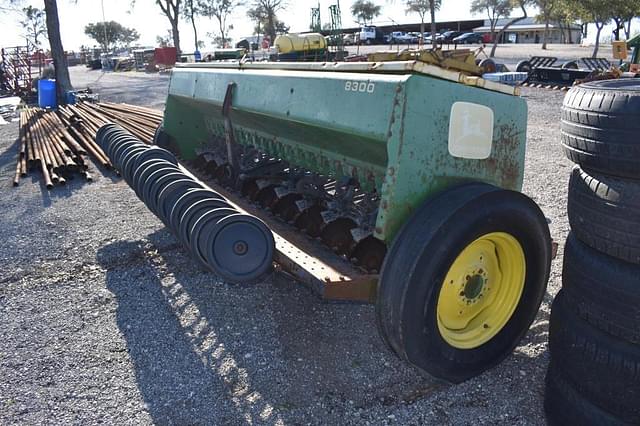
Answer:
top-left (0, 64), bottom-right (570, 424)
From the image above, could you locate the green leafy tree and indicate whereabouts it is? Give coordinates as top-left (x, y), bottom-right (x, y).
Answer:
top-left (156, 0), bottom-right (182, 54)
top-left (566, 0), bottom-right (613, 57)
top-left (351, 0), bottom-right (381, 25)
top-left (84, 21), bottom-right (140, 50)
top-left (1, 0), bottom-right (71, 99)
top-left (198, 0), bottom-right (244, 49)
top-left (405, 0), bottom-right (441, 48)
top-left (247, 0), bottom-right (285, 44)
top-left (610, 0), bottom-right (640, 40)
top-left (20, 6), bottom-right (47, 47)
top-left (471, 0), bottom-right (530, 57)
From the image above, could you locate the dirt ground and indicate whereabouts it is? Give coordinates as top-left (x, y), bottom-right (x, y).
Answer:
top-left (0, 60), bottom-right (571, 425)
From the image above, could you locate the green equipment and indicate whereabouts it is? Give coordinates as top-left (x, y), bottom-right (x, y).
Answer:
top-left (157, 60), bottom-right (553, 383)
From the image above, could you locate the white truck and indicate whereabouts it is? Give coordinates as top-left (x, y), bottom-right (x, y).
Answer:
top-left (359, 26), bottom-right (385, 45)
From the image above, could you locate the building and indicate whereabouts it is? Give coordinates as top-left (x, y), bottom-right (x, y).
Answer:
top-left (473, 17), bottom-right (582, 44)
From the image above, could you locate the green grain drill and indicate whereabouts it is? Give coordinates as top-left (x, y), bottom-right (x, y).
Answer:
top-left (158, 60), bottom-right (552, 383)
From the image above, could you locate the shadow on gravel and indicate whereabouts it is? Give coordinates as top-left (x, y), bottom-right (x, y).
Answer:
top-left (96, 230), bottom-right (287, 424)
top-left (96, 228), bottom-right (445, 422)
top-left (0, 135), bottom-right (19, 171)
top-left (95, 226), bottom-right (551, 422)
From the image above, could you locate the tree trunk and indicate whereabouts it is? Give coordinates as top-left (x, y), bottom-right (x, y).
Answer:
top-left (542, 19), bottom-right (549, 49)
top-left (190, 13), bottom-right (198, 51)
top-left (420, 19), bottom-right (425, 47)
top-left (490, 14), bottom-right (527, 57)
top-left (171, 19), bottom-right (180, 55)
top-left (593, 22), bottom-right (603, 58)
top-left (625, 18), bottom-right (632, 39)
top-left (613, 18), bottom-right (622, 41)
top-left (218, 18), bottom-right (226, 48)
top-left (567, 21), bottom-right (573, 43)
top-left (430, 0), bottom-right (436, 50)
top-left (267, 11), bottom-right (275, 45)
top-left (43, 0), bottom-right (72, 102)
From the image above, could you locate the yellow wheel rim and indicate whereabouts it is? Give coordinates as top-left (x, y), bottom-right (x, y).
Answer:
top-left (436, 232), bottom-right (526, 349)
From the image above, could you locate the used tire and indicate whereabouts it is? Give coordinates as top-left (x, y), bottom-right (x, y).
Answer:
top-left (544, 361), bottom-right (627, 426)
top-left (549, 291), bottom-right (640, 424)
top-left (562, 233), bottom-right (640, 345)
top-left (561, 79), bottom-right (640, 179)
top-left (568, 166), bottom-right (640, 265)
top-left (515, 60), bottom-right (532, 73)
top-left (376, 183), bottom-right (551, 383)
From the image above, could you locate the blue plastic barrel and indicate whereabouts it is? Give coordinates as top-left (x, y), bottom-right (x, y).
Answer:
top-left (38, 79), bottom-right (57, 108)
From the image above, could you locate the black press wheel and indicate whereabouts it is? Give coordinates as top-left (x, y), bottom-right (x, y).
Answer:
top-left (203, 214), bottom-right (275, 283)
top-left (153, 124), bottom-right (172, 149)
top-left (376, 183), bottom-right (551, 383)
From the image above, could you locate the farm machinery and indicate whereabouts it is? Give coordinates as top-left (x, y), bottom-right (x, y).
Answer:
top-left (156, 59), bottom-right (552, 382)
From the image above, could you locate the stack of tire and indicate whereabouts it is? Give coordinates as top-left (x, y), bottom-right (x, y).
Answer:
top-left (96, 123), bottom-right (275, 284)
top-left (545, 79), bottom-right (640, 425)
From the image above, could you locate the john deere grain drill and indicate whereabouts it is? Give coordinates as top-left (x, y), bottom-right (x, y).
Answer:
top-left (157, 59), bottom-right (552, 383)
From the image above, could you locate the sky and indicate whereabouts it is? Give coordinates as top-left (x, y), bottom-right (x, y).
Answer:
top-left (0, 0), bottom-right (621, 52)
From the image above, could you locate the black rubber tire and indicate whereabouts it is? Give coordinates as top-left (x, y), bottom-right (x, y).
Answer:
top-left (146, 171), bottom-right (187, 215)
top-left (376, 183), bottom-right (552, 383)
top-left (204, 214), bottom-right (275, 283)
top-left (140, 168), bottom-right (180, 209)
top-left (133, 146), bottom-right (177, 171)
top-left (179, 198), bottom-right (231, 249)
top-left (169, 188), bottom-right (225, 231)
top-left (132, 159), bottom-right (177, 198)
top-left (153, 125), bottom-right (171, 149)
top-left (549, 291), bottom-right (640, 424)
top-left (561, 60), bottom-right (578, 70)
top-left (190, 207), bottom-right (237, 266)
top-left (156, 179), bottom-right (203, 225)
top-left (515, 60), bottom-right (532, 73)
top-left (568, 166), bottom-right (640, 265)
top-left (562, 233), bottom-right (640, 345)
top-left (561, 80), bottom-right (640, 179)
top-left (478, 58), bottom-right (497, 74)
top-left (544, 361), bottom-right (628, 426)
top-left (120, 146), bottom-right (148, 185)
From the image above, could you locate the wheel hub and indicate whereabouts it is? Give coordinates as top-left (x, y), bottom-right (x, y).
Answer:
top-left (436, 232), bottom-right (526, 349)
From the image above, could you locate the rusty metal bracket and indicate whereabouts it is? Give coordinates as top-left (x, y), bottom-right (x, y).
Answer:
top-left (222, 82), bottom-right (240, 183)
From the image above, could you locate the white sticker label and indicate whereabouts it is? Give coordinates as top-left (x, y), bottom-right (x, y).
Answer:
top-left (448, 102), bottom-right (494, 159)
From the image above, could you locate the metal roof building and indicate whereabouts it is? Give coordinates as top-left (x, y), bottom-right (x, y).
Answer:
top-left (473, 17), bottom-right (582, 44)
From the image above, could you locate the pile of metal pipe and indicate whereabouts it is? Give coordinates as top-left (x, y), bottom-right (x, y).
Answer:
top-left (13, 107), bottom-right (99, 187)
top-left (12, 101), bottom-right (163, 188)
top-left (97, 124), bottom-right (275, 283)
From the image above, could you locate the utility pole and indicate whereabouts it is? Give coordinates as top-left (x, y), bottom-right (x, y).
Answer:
top-left (101, 0), bottom-right (108, 51)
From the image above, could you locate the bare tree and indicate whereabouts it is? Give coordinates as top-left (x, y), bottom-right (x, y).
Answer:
top-left (183, 0), bottom-right (200, 51)
top-left (156, 0), bottom-right (182, 55)
top-left (198, 0), bottom-right (243, 48)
